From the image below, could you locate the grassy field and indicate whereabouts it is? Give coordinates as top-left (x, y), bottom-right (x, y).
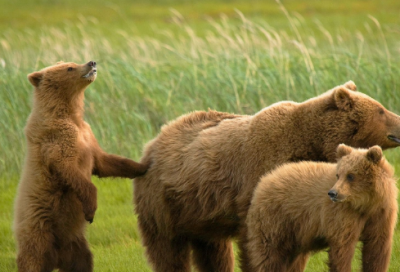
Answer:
top-left (1, 0), bottom-right (400, 271)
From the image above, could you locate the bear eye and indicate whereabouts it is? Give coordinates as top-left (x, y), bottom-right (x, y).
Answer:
top-left (346, 174), bottom-right (354, 182)
top-left (378, 108), bottom-right (385, 115)
top-left (67, 67), bottom-right (73, 71)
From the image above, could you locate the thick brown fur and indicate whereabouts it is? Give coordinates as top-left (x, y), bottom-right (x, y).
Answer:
top-left (134, 81), bottom-right (400, 272)
top-left (244, 145), bottom-right (398, 272)
top-left (14, 61), bottom-right (148, 272)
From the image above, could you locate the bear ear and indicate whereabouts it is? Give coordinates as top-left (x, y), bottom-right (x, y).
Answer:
top-left (343, 81), bottom-right (357, 92)
top-left (336, 144), bottom-right (353, 159)
top-left (333, 87), bottom-right (354, 111)
top-left (366, 145), bottom-right (383, 164)
top-left (57, 61), bottom-right (64, 65)
top-left (27, 71), bottom-right (43, 87)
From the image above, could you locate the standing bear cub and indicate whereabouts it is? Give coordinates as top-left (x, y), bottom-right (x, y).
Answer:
top-left (134, 81), bottom-right (400, 272)
top-left (245, 144), bottom-right (398, 272)
top-left (14, 61), bottom-right (148, 272)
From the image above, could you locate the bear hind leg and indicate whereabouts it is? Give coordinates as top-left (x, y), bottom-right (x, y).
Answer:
top-left (191, 238), bottom-right (234, 272)
top-left (17, 249), bottom-right (57, 272)
top-left (139, 221), bottom-right (191, 272)
top-left (58, 237), bottom-right (93, 272)
top-left (16, 230), bottom-right (57, 272)
top-left (144, 235), bottom-right (191, 272)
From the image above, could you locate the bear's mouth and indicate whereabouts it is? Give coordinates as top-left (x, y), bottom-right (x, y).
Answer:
top-left (387, 135), bottom-right (400, 144)
top-left (330, 197), bottom-right (338, 202)
top-left (82, 68), bottom-right (97, 80)
top-left (330, 196), bottom-right (344, 203)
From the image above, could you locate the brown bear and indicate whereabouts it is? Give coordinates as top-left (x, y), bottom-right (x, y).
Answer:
top-left (134, 81), bottom-right (400, 272)
top-left (244, 144), bottom-right (398, 272)
top-left (14, 61), bottom-right (148, 272)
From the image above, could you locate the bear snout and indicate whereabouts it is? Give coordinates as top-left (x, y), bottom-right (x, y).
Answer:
top-left (87, 61), bottom-right (96, 67)
top-left (328, 190), bottom-right (338, 201)
top-left (387, 134), bottom-right (400, 144)
top-left (82, 61), bottom-right (97, 80)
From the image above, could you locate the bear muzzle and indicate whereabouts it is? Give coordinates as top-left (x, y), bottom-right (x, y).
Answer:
top-left (387, 134), bottom-right (400, 145)
top-left (82, 61), bottom-right (97, 81)
top-left (328, 190), bottom-right (338, 202)
top-left (328, 189), bottom-right (347, 202)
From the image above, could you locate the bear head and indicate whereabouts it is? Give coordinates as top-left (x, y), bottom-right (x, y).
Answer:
top-left (27, 61), bottom-right (97, 94)
top-left (328, 144), bottom-right (394, 211)
top-left (330, 83), bottom-right (400, 150)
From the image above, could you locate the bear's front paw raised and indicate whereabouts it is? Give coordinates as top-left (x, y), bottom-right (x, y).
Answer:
top-left (82, 183), bottom-right (97, 223)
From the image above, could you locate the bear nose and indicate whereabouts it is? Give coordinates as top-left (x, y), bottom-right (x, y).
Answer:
top-left (88, 61), bottom-right (96, 67)
top-left (328, 190), bottom-right (338, 198)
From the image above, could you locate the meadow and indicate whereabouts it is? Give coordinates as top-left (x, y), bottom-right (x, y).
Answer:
top-left (1, 0), bottom-right (400, 271)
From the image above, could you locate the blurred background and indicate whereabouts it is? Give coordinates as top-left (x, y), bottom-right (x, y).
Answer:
top-left (1, 0), bottom-right (400, 271)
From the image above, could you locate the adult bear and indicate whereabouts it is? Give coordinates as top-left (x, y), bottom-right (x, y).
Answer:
top-left (134, 81), bottom-right (400, 272)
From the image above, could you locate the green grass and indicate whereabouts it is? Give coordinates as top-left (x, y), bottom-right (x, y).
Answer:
top-left (2, 177), bottom-right (400, 271)
top-left (1, 0), bottom-right (400, 271)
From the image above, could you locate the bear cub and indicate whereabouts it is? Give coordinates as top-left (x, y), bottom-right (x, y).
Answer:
top-left (14, 61), bottom-right (148, 272)
top-left (245, 144), bottom-right (398, 272)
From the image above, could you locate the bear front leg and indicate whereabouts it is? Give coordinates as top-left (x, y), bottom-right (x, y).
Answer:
top-left (50, 162), bottom-right (97, 223)
top-left (79, 181), bottom-right (97, 223)
top-left (46, 145), bottom-right (98, 223)
top-left (92, 151), bottom-right (149, 179)
top-left (287, 253), bottom-right (310, 272)
top-left (191, 238), bottom-right (234, 272)
top-left (63, 170), bottom-right (97, 223)
top-left (328, 241), bottom-right (357, 272)
top-left (361, 211), bottom-right (397, 272)
top-left (238, 229), bottom-right (253, 272)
